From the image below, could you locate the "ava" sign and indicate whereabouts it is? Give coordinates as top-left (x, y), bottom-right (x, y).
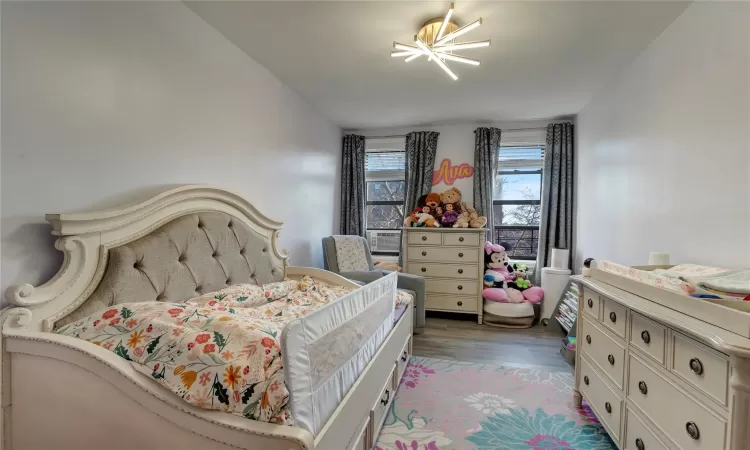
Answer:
top-left (432, 158), bottom-right (474, 185)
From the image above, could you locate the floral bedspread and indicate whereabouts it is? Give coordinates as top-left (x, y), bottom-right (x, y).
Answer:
top-left (56, 276), bottom-right (409, 425)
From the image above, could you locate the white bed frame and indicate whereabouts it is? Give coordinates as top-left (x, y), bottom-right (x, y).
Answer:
top-left (0, 186), bottom-right (413, 450)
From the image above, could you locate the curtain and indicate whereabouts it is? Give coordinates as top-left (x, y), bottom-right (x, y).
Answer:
top-left (474, 127), bottom-right (501, 241)
top-left (403, 131), bottom-right (440, 212)
top-left (535, 122), bottom-right (574, 283)
top-left (340, 134), bottom-right (366, 236)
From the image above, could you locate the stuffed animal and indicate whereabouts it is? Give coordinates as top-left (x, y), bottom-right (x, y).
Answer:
top-left (463, 203), bottom-right (488, 228)
top-left (439, 187), bottom-right (462, 206)
top-left (454, 202), bottom-right (471, 228)
top-left (512, 263), bottom-right (528, 280)
top-left (424, 193), bottom-right (442, 212)
top-left (415, 206), bottom-right (440, 227)
top-left (441, 203), bottom-right (459, 226)
top-left (374, 261), bottom-right (402, 272)
top-left (404, 194), bottom-right (430, 227)
top-left (482, 241), bottom-right (515, 302)
top-left (434, 205), bottom-right (444, 222)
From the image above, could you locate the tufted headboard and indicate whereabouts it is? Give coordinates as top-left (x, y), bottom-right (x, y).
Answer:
top-left (3, 186), bottom-right (288, 332)
top-left (56, 212), bottom-right (283, 327)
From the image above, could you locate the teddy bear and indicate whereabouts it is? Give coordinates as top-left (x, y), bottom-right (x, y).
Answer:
top-left (404, 194), bottom-right (430, 227)
top-left (463, 203), bottom-right (488, 228)
top-left (424, 193), bottom-right (442, 212)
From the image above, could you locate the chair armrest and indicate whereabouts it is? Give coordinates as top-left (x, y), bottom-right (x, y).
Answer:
top-left (395, 272), bottom-right (425, 292)
top-left (338, 270), bottom-right (385, 284)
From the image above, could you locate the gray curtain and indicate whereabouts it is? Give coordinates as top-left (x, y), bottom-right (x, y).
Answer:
top-left (403, 131), bottom-right (439, 212)
top-left (535, 122), bottom-right (574, 283)
top-left (474, 127), bottom-right (501, 241)
top-left (340, 134), bottom-right (366, 236)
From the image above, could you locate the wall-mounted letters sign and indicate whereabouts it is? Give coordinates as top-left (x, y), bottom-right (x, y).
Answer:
top-left (432, 158), bottom-right (474, 186)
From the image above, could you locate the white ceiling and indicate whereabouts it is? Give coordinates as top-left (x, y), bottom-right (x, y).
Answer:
top-left (187, 1), bottom-right (690, 130)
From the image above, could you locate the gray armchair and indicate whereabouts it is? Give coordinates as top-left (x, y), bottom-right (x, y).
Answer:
top-left (322, 236), bottom-right (425, 333)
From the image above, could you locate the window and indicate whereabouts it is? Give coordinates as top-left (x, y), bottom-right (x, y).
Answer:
top-left (493, 146), bottom-right (544, 260)
top-left (365, 137), bottom-right (406, 254)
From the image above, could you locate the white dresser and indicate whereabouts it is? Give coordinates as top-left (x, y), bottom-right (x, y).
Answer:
top-left (573, 276), bottom-right (750, 450)
top-left (402, 228), bottom-right (486, 324)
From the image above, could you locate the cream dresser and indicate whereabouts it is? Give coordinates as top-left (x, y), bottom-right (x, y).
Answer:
top-left (573, 275), bottom-right (750, 450)
top-left (402, 228), bottom-right (487, 324)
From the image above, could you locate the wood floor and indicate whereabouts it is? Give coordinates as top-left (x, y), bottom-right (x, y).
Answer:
top-left (413, 313), bottom-right (573, 372)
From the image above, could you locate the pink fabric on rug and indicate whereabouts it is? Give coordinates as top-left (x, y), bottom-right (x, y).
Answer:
top-left (375, 357), bottom-right (616, 450)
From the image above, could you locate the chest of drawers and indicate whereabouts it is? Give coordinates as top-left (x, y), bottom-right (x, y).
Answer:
top-left (402, 228), bottom-right (486, 324)
top-left (574, 276), bottom-right (750, 450)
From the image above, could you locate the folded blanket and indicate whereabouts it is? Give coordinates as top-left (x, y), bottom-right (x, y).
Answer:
top-left (655, 264), bottom-right (750, 299)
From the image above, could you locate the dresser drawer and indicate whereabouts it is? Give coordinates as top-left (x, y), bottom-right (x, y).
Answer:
top-left (346, 416), bottom-right (370, 450)
top-left (580, 357), bottom-right (623, 441)
top-left (625, 407), bottom-right (669, 450)
top-left (408, 246), bottom-right (478, 263)
top-left (630, 312), bottom-right (666, 365)
top-left (628, 354), bottom-right (726, 450)
top-left (581, 317), bottom-right (625, 389)
top-left (394, 335), bottom-right (412, 390)
top-left (583, 288), bottom-right (601, 320)
top-left (371, 369), bottom-right (395, 431)
top-left (601, 296), bottom-right (627, 338)
top-left (407, 231), bottom-right (442, 246)
top-left (406, 262), bottom-right (478, 279)
top-left (426, 279), bottom-right (478, 296)
top-left (425, 294), bottom-right (477, 313)
top-left (671, 333), bottom-right (729, 406)
top-left (443, 232), bottom-right (480, 246)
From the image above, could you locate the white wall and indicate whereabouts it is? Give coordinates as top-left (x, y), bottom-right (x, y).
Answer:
top-left (351, 119), bottom-right (570, 205)
top-left (1, 1), bottom-right (342, 300)
top-left (576, 2), bottom-right (750, 269)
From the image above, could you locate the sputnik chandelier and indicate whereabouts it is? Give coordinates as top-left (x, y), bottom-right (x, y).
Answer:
top-left (391, 2), bottom-right (489, 80)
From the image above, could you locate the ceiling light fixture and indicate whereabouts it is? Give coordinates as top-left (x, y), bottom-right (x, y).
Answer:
top-left (392, 2), bottom-right (489, 80)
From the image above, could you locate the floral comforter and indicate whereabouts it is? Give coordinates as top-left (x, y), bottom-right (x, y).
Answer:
top-left (56, 277), bottom-right (411, 425)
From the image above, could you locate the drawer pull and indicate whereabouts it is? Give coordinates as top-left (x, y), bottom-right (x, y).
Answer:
top-left (422, 236), bottom-right (427, 241)
top-left (586, 335), bottom-right (591, 344)
top-left (422, 251), bottom-right (427, 256)
top-left (608, 354), bottom-right (615, 366)
top-left (459, 237), bottom-right (465, 242)
top-left (638, 381), bottom-right (648, 395)
top-left (689, 358), bottom-right (704, 375)
top-left (401, 351), bottom-right (408, 362)
top-left (458, 269), bottom-right (463, 274)
top-left (609, 311), bottom-right (617, 323)
top-left (583, 375), bottom-right (589, 385)
top-left (457, 301), bottom-right (463, 306)
top-left (587, 298), bottom-right (593, 308)
top-left (641, 330), bottom-right (651, 344)
top-left (381, 389), bottom-right (390, 406)
top-left (686, 421), bottom-right (700, 440)
top-left (604, 402), bottom-right (612, 414)
top-left (458, 252), bottom-right (464, 257)
top-left (421, 268), bottom-right (426, 272)
top-left (458, 285), bottom-right (463, 290)
top-left (635, 438), bottom-right (645, 450)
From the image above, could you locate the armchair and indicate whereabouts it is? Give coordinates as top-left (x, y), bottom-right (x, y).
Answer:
top-left (322, 236), bottom-right (425, 333)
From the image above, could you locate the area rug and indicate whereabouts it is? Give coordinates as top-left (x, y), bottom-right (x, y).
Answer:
top-left (375, 356), bottom-right (616, 450)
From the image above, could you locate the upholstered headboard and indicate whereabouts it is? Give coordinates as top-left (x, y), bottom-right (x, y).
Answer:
top-left (3, 186), bottom-right (288, 332)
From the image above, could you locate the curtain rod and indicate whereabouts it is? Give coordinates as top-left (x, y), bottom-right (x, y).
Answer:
top-left (363, 126), bottom-right (546, 138)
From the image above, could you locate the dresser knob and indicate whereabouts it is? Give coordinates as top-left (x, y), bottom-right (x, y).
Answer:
top-left (422, 236), bottom-right (427, 241)
top-left (635, 438), bottom-right (645, 450)
top-left (459, 237), bottom-right (464, 242)
top-left (605, 402), bottom-right (612, 414)
top-left (458, 252), bottom-right (464, 257)
top-left (686, 421), bottom-right (700, 440)
top-left (608, 354), bottom-right (615, 366)
top-left (587, 298), bottom-right (593, 308)
top-left (609, 311), bottom-right (617, 323)
top-left (421, 268), bottom-right (426, 272)
top-left (458, 269), bottom-right (463, 274)
top-left (422, 251), bottom-right (427, 256)
top-left (638, 381), bottom-right (648, 395)
top-left (457, 301), bottom-right (463, 306)
top-left (689, 358), bottom-right (704, 375)
top-left (583, 375), bottom-right (589, 385)
top-left (641, 330), bottom-right (650, 344)
top-left (586, 335), bottom-right (591, 344)
top-left (458, 285), bottom-right (463, 290)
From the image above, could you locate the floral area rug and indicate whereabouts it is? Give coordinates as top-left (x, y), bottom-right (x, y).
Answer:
top-left (375, 357), bottom-right (616, 450)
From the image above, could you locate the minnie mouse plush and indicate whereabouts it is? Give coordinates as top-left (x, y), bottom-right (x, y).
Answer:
top-left (482, 242), bottom-right (520, 302)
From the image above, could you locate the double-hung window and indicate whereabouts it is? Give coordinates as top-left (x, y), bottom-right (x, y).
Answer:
top-left (492, 146), bottom-right (544, 260)
top-left (364, 137), bottom-right (406, 254)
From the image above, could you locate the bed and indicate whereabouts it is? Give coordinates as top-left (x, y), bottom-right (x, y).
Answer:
top-left (0, 185), bottom-right (414, 450)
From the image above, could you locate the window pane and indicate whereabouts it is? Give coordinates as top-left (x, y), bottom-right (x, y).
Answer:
top-left (366, 205), bottom-right (404, 229)
top-left (495, 227), bottom-right (539, 258)
top-left (365, 152), bottom-right (405, 172)
top-left (495, 173), bottom-right (541, 200)
top-left (367, 181), bottom-right (405, 202)
top-left (493, 204), bottom-right (541, 226)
